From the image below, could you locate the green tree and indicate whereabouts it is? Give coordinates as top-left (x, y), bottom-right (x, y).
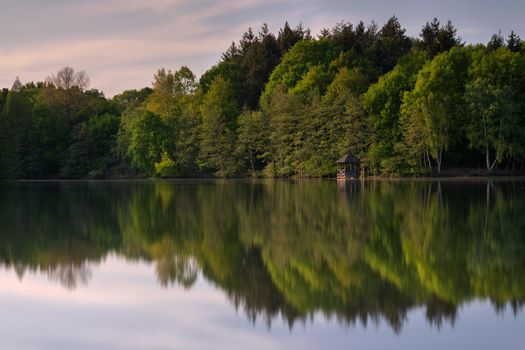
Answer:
top-left (297, 68), bottom-right (369, 176)
top-left (261, 39), bottom-right (343, 104)
top-left (373, 16), bottom-right (413, 74)
top-left (112, 88), bottom-right (153, 112)
top-left (400, 90), bottom-right (432, 173)
top-left (235, 110), bottom-right (268, 176)
top-left (144, 66), bottom-right (200, 177)
top-left (418, 18), bottom-right (462, 57)
top-left (147, 68), bottom-right (178, 118)
top-left (402, 47), bottom-right (471, 174)
top-left (0, 88), bottom-right (8, 112)
top-left (363, 51), bottom-right (428, 174)
top-left (199, 76), bottom-right (239, 176)
top-left (277, 22), bottom-right (308, 54)
top-left (289, 65), bottom-right (333, 99)
top-left (487, 32), bottom-right (505, 51)
top-left (465, 48), bottom-right (525, 171)
top-left (261, 86), bottom-right (305, 176)
top-left (61, 113), bottom-right (120, 178)
top-left (0, 78), bottom-right (32, 178)
top-left (507, 31), bottom-right (522, 53)
top-left (128, 110), bottom-right (166, 175)
top-left (240, 24), bottom-right (281, 109)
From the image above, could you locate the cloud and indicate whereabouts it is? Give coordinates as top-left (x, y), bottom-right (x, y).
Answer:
top-left (0, 0), bottom-right (524, 95)
top-left (0, 0), bottom-right (296, 95)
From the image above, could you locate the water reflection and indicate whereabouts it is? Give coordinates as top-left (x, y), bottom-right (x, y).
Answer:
top-left (0, 180), bottom-right (524, 332)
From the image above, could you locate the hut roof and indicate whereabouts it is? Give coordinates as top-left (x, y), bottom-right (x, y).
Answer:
top-left (335, 154), bottom-right (360, 164)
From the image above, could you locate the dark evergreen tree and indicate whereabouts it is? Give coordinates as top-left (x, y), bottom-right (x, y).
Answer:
top-left (330, 21), bottom-right (356, 51)
top-left (318, 28), bottom-right (331, 39)
top-left (240, 24), bottom-right (281, 109)
top-left (0, 88), bottom-right (9, 111)
top-left (507, 31), bottom-right (522, 52)
top-left (373, 16), bottom-right (413, 73)
top-left (487, 32), bottom-right (505, 51)
top-left (277, 22), bottom-right (305, 54)
top-left (0, 82), bottom-right (26, 177)
top-left (419, 18), bottom-right (462, 56)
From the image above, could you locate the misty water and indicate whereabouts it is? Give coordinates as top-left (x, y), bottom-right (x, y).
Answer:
top-left (0, 179), bottom-right (524, 350)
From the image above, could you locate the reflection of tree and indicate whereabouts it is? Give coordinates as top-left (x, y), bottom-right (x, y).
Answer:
top-left (0, 180), bottom-right (524, 331)
top-left (47, 264), bottom-right (92, 290)
top-left (150, 237), bottom-right (198, 288)
top-left (0, 183), bottom-right (116, 289)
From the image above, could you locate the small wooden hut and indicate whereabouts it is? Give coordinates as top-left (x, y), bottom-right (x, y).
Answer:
top-left (336, 154), bottom-right (360, 180)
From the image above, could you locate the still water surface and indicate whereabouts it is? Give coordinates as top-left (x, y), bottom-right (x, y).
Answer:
top-left (0, 180), bottom-right (524, 349)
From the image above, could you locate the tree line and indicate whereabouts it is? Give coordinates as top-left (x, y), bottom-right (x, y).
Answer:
top-left (0, 17), bottom-right (524, 179)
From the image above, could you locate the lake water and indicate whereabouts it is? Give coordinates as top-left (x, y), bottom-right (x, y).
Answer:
top-left (0, 179), bottom-right (524, 349)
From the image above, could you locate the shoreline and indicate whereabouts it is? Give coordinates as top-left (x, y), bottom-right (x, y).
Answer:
top-left (3, 175), bottom-right (525, 183)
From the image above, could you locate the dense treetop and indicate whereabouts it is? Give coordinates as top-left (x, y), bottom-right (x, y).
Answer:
top-left (0, 17), bottom-right (524, 179)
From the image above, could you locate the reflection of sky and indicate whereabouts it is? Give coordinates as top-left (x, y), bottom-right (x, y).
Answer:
top-left (0, 255), bottom-right (523, 350)
top-left (1, 0), bottom-right (524, 96)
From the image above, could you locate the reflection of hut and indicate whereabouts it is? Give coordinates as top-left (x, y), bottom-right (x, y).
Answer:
top-left (336, 154), bottom-right (360, 180)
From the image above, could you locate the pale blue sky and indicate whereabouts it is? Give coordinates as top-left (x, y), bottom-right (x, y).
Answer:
top-left (0, 0), bottom-right (523, 96)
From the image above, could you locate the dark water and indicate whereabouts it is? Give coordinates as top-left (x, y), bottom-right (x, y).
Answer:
top-left (0, 179), bottom-right (524, 350)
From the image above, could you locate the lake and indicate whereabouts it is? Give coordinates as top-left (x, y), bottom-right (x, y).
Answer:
top-left (0, 179), bottom-right (524, 350)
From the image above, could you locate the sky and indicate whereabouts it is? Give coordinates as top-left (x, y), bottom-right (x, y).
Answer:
top-left (0, 0), bottom-right (524, 96)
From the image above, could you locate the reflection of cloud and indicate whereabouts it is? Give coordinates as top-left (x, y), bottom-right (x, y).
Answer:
top-left (0, 255), bottom-right (220, 306)
top-left (0, 255), bottom-right (290, 350)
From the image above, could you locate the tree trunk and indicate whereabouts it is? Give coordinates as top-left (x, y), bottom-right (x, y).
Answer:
top-left (436, 148), bottom-right (443, 175)
top-left (485, 143), bottom-right (491, 172)
top-left (484, 138), bottom-right (498, 172)
top-left (250, 152), bottom-right (256, 177)
top-left (484, 181), bottom-right (490, 238)
top-left (426, 151), bottom-right (433, 174)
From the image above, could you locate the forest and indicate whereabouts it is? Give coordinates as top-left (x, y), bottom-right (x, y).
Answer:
top-left (0, 17), bottom-right (524, 179)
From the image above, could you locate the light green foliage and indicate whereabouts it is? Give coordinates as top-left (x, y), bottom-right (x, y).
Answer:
top-left (261, 86), bottom-right (305, 176)
top-left (199, 61), bottom-right (244, 103)
top-left (289, 65), bottom-right (333, 99)
top-left (128, 110), bottom-right (166, 175)
top-left (155, 152), bottom-right (178, 178)
top-left (465, 48), bottom-right (525, 171)
top-left (261, 66), bottom-right (371, 178)
top-left (401, 47), bottom-right (471, 173)
top-left (363, 51), bottom-right (428, 174)
top-left (147, 66), bottom-right (197, 119)
top-left (144, 66), bottom-right (200, 177)
top-left (261, 39), bottom-right (343, 103)
top-left (199, 76), bottom-right (239, 176)
top-left (298, 68), bottom-right (369, 176)
top-left (400, 91), bottom-right (431, 173)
